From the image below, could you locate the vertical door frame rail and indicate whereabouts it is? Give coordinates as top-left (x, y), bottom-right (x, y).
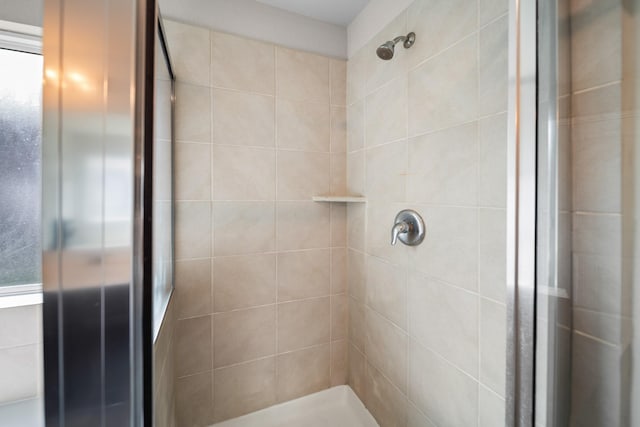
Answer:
top-left (506, 0), bottom-right (538, 426)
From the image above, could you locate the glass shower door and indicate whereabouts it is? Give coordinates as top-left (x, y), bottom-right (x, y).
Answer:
top-left (534, 0), bottom-right (640, 425)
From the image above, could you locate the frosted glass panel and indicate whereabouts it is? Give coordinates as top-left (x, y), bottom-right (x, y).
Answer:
top-left (0, 48), bottom-right (43, 287)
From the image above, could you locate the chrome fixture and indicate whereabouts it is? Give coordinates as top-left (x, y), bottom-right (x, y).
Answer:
top-left (376, 32), bottom-right (416, 60)
top-left (390, 209), bottom-right (425, 246)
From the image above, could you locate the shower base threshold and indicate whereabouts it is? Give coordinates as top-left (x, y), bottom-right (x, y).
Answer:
top-left (211, 385), bottom-right (379, 427)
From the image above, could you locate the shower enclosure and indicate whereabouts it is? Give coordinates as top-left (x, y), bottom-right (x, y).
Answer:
top-left (509, 0), bottom-right (640, 425)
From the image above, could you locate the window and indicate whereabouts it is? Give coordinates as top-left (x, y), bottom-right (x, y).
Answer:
top-left (0, 26), bottom-right (43, 300)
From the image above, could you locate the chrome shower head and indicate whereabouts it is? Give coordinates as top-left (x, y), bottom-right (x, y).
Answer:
top-left (376, 32), bottom-right (415, 60)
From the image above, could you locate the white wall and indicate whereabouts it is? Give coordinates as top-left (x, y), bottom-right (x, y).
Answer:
top-left (347, 0), bottom-right (413, 57)
top-left (159, 0), bottom-right (348, 58)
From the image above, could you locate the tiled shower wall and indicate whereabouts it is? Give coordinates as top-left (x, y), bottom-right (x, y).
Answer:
top-left (346, 0), bottom-right (509, 425)
top-left (0, 304), bottom-right (42, 404)
top-left (569, 0), bottom-right (628, 425)
top-left (154, 298), bottom-right (176, 427)
top-left (164, 20), bottom-right (348, 426)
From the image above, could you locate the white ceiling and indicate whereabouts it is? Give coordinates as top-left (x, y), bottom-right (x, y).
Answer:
top-left (255, 0), bottom-right (370, 26)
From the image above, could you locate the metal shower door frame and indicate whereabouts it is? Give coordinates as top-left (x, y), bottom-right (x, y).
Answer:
top-left (506, 0), bottom-right (538, 426)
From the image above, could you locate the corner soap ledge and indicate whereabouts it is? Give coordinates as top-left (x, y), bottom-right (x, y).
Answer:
top-left (312, 195), bottom-right (367, 203)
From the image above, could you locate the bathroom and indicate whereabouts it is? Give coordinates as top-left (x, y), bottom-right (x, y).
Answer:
top-left (0, 0), bottom-right (638, 426)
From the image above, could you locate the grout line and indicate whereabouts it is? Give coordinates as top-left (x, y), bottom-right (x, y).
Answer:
top-left (475, 5), bottom-right (482, 422)
top-left (274, 46), bottom-right (280, 402)
top-left (411, 336), bottom-right (481, 384)
top-left (407, 30), bottom-right (479, 75)
top-left (572, 79), bottom-right (621, 95)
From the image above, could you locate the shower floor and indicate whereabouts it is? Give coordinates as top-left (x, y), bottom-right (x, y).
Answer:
top-left (211, 385), bottom-right (378, 427)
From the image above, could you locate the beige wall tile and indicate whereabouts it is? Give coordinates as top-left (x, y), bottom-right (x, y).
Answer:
top-left (213, 202), bottom-right (275, 256)
top-left (408, 340), bottom-right (478, 427)
top-left (573, 116), bottom-right (621, 213)
top-left (570, 333), bottom-right (622, 426)
top-left (276, 47), bottom-right (329, 104)
top-left (331, 294), bottom-right (348, 341)
top-left (0, 345), bottom-right (39, 403)
top-left (214, 306), bottom-right (276, 368)
top-left (175, 315), bottom-right (212, 377)
top-left (409, 272), bottom-right (479, 377)
top-left (330, 340), bottom-right (348, 386)
top-left (573, 308), bottom-right (627, 346)
top-left (347, 101), bottom-right (365, 152)
top-left (407, 403), bottom-right (437, 427)
top-left (347, 48), bottom-right (367, 104)
top-left (211, 31), bottom-right (275, 94)
top-left (407, 0), bottom-right (477, 67)
top-left (365, 308), bottom-right (408, 392)
top-left (571, 81), bottom-right (620, 118)
top-left (409, 35), bottom-right (478, 136)
top-left (365, 77), bottom-right (408, 148)
top-left (573, 213), bottom-right (623, 314)
top-left (330, 59), bottom-right (347, 106)
top-left (276, 98), bottom-right (330, 152)
top-left (479, 16), bottom-right (508, 116)
top-left (574, 252), bottom-right (623, 315)
top-left (480, 0), bottom-right (508, 26)
top-left (478, 208), bottom-right (507, 304)
top-left (480, 298), bottom-right (506, 396)
top-left (212, 89), bottom-right (275, 147)
top-left (175, 83), bottom-right (211, 143)
top-left (365, 140), bottom-right (407, 202)
top-left (408, 123), bottom-right (477, 206)
top-left (348, 344), bottom-right (366, 401)
top-left (347, 150), bottom-right (365, 194)
top-left (331, 106), bottom-right (347, 153)
top-left (213, 254), bottom-right (276, 312)
top-left (366, 256), bottom-right (407, 329)
top-left (331, 248), bottom-right (348, 294)
top-left (276, 202), bottom-right (330, 250)
top-left (164, 20), bottom-right (210, 86)
top-left (349, 297), bottom-right (367, 353)
top-left (175, 259), bottom-right (212, 319)
top-left (277, 151), bottom-right (330, 200)
top-left (175, 142), bottom-right (211, 201)
top-left (278, 297), bottom-right (330, 353)
top-left (570, 0), bottom-right (621, 91)
top-left (175, 202), bottom-right (211, 260)
top-left (364, 362), bottom-right (408, 427)
top-left (479, 386), bottom-right (506, 427)
top-left (348, 249), bottom-right (366, 302)
top-left (330, 204), bottom-right (347, 247)
top-left (276, 344), bottom-right (330, 402)
top-left (478, 113), bottom-right (507, 208)
top-left (347, 204), bottom-right (366, 252)
top-left (573, 212), bottom-right (621, 257)
top-left (0, 305), bottom-right (41, 348)
top-left (277, 249), bottom-right (330, 302)
top-left (175, 372), bottom-right (213, 427)
top-left (331, 154), bottom-right (347, 195)
top-left (212, 145), bottom-right (276, 201)
top-left (409, 206), bottom-right (478, 291)
top-left (213, 358), bottom-right (276, 422)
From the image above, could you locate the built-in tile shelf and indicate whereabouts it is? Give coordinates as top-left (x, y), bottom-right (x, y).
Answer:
top-left (312, 195), bottom-right (367, 203)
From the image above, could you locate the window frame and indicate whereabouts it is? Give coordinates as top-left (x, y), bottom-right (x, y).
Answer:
top-left (0, 20), bottom-right (44, 307)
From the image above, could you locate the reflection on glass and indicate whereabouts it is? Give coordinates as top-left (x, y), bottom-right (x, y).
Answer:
top-left (0, 48), bottom-right (43, 287)
top-left (153, 23), bottom-right (174, 338)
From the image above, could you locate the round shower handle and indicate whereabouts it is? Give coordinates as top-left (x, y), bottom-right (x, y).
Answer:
top-left (390, 209), bottom-right (425, 246)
